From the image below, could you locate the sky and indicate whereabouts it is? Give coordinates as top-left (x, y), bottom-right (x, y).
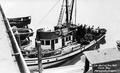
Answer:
top-left (1, 0), bottom-right (120, 48)
top-left (0, 0), bottom-right (81, 30)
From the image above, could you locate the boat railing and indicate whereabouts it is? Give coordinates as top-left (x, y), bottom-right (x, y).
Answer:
top-left (26, 34), bottom-right (104, 60)
top-left (0, 5), bottom-right (30, 73)
top-left (42, 34), bottom-right (103, 60)
top-left (42, 49), bottom-right (62, 57)
top-left (71, 44), bottom-right (81, 51)
top-left (42, 43), bottom-right (82, 58)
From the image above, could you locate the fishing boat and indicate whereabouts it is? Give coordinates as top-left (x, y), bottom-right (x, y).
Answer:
top-left (25, 27), bottom-right (106, 69)
top-left (8, 0), bottom-right (106, 69)
top-left (8, 16), bottom-right (34, 46)
top-left (24, 0), bottom-right (106, 69)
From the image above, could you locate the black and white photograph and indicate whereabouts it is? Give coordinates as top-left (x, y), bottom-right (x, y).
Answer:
top-left (0, 0), bottom-right (120, 73)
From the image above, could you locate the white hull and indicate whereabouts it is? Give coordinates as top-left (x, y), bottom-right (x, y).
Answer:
top-left (25, 35), bottom-right (105, 69)
top-left (28, 59), bottom-right (66, 70)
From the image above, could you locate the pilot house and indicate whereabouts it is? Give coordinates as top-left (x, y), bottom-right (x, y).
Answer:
top-left (36, 28), bottom-right (73, 51)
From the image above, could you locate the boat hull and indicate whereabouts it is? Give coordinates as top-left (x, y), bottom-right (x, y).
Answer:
top-left (25, 34), bottom-right (105, 69)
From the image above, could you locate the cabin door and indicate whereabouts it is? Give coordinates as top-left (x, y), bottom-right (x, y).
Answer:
top-left (51, 40), bottom-right (55, 50)
top-left (62, 38), bottom-right (65, 47)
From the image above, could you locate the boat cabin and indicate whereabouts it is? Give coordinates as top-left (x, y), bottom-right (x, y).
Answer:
top-left (36, 28), bottom-right (73, 50)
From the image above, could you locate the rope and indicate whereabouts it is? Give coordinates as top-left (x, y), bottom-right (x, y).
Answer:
top-left (35, 0), bottom-right (61, 28)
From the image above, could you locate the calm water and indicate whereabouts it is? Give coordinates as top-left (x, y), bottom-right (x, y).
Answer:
top-left (1, 0), bottom-right (120, 68)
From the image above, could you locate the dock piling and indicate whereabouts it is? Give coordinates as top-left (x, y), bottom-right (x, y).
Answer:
top-left (36, 40), bottom-right (42, 73)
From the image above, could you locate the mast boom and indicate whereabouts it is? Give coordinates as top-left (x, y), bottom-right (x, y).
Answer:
top-left (70, 0), bottom-right (74, 23)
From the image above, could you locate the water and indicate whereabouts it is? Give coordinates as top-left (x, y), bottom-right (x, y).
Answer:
top-left (1, 0), bottom-right (120, 69)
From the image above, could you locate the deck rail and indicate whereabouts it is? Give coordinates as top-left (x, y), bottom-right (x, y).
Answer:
top-left (0, 5), bottom-right (30, 73)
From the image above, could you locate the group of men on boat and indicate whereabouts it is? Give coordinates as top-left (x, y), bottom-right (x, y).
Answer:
top-left (74, 24), bottom-right (106, 45)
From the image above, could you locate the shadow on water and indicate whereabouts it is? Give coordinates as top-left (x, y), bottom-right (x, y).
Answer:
top-left (46, 52), bottom-right (83, 69)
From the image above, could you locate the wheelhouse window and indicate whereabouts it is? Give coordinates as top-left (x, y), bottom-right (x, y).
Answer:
top-left (55, 39), bottom-right (58, 43)
top-left (66, 36), bottom-right (69, 41)
top-left (41, 40), bottom-right (44, 45)
top-left (46, 40), bottom-right (50, 45)
top-left (69, 36), bottom-right (71, 40)
top-left (65, 36), bottom-right (71, 41)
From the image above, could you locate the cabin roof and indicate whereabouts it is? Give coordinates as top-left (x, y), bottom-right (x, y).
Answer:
top-left (36, 30), bottom-right (59, 40)
top-left (84, 48), bottom-right (120, 64)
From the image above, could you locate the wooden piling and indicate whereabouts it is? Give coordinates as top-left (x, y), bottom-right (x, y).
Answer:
top-left (36, 40), bottom-right (42, 73)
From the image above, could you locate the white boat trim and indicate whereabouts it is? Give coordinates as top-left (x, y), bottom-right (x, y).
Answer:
top-left (25, 34), bottom-right (105, 68)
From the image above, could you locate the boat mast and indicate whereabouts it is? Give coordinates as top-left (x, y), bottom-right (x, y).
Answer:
top-left (75, 0), bottom-right (77, 24)
top-left (65, 0), bottom-right (69, 26)
top-left (57, 0), bottom-right (75, 27)
top-left (57, 0), bottom-right (65, 26)
top-left (70, 0), bottom-right (74, 23)
top-left (66, 0), bottom-right (75, 26)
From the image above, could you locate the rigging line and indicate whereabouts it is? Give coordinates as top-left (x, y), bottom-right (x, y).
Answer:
top-left (35, 0), bottom-right (61, 27)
